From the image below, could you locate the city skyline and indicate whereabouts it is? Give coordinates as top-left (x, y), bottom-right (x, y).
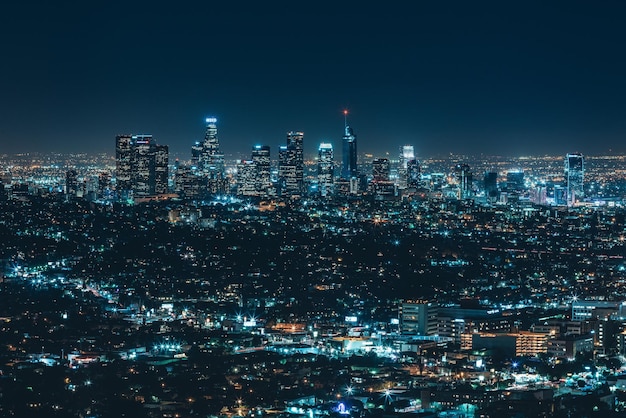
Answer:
top-left (2, 2), bottom-right (626, 156)
top-left (2, 147), bottom-right (626, 416)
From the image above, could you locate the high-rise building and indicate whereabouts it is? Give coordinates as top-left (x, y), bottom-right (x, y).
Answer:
top-left (565, 153), bottom-right (584, 205)
top-left (397, 145), bottom-right (415, 189)
top-left (190, 141), bottom-right (202, 168)
top-left (155, 144), bottom-right (169, 195)
top-left (197, 117), bottom-right (227, 194)
top-left (341, 110), bottom-right (358, 180)
top-left (199, 118), bottom-right (223, 175)
top-left (370, 158), bottom-right (395, 199)
top-left (455, 163), bottom-right (473, 199)
top-left (317, 143), bottom-right (334, 197)
top-left (114, 134), bottom-right (169, 199)
top-left (406, 159), bottom-right (421, 189)
top-left (65, 169), bottom-right (78, 197)
top-left (236, 160), bottom-right (258, 196)
top-left (98, 171), bottom-right (111, 199)
top-left (372, 158), bottom-right (390, 182)
top-left (484, 171), bottom-right (498, 199)
top-left (251, 145), bottom-right (271, 195)
top-left (83, 175), bottom-right (99, 201)
top-left (287, 131), bottom-right (304, 193)
top-left (506, 170), bottom-right (525, 194)
top-left (400, 301), bottom-right (439, 336)
top-left (133, 134), bottom-right (156, 196)
top-left (115, 134), bottom-right (133, 197)
top-left (174, 164), bottom-right (203, 199)
top-left (279, 132), bottom-right (304, 197)
top-left (278, 145), bottom-right (297, 197)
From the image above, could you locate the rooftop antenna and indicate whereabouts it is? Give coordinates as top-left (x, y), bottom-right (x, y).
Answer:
top-left (343, 109), bottom-right (348, 129)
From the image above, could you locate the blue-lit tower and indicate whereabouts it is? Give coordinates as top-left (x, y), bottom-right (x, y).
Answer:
top-left (565, 153), bottom-right (584, 205)
top-left (194, 117), bottom-right (227, 194)
top-left (251, 145), bottom-right (271, 195)
top-left (317, 142), bottom-right (334, 197)
top-left (341, 110), bottom-right (358, 180)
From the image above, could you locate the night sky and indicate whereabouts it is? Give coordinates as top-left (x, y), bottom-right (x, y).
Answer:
top-left (2, 1), bottom-right (626, 157)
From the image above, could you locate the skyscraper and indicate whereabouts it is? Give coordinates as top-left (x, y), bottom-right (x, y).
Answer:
top-left (251, 145), bottom-right (271, 195)
top-left (279, 132), bottom-right (304, 197)
top-left (133, 135), bottom-right (156, 196)
top-left (317, 143), bottom-right (334, 197)
top-left (114, 134), bottom-right (169, 199)
top-left (565, 153), bottom-right (584, 205)
top-left (174, 164), bottom-right (203, 200)
top-left (484, 171), bottom-right (498, 203)
top-left (406, 159), bottom-right (421, 189)
top-left (190, 141), bottom-right (202, 168)
top-left (279, 145), bottom-right (297, 197)
top-left (236, 160), bottom-right (258, 196)
top-left (372, 158), bottom-right (390, 182)
top-left (506, 170), bottom-right (525, 194)
top-left (198, 117), bottom-right (227, 194)
top-left (287, 131), bottom-right (304, 193)
top-left (370, 158), bottom-right (395, 199)
top-left (397, 145), bottom-right (415, 189)
top-left (98, 171), bottom-right (111, 199)
top-left (341, 110), bottom-right (358, 180)
top-left (65, 169), bottom-right (78, 197)
top-left (455, 163), bottom-right (473, 199)
top-left (115, 134), bottom-right (133, 198)
top-left (155, 144), bottom-right (169, 195)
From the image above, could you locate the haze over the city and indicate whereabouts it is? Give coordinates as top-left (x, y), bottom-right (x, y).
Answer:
top-left (2, 1), bottom-right (626, 157)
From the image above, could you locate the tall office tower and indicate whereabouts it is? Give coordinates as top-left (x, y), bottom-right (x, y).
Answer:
top-left (115, 134), bottom-right (134, 197)
top-left (198, 117), bottom-right (227, 193)
top-left (565, 153), bottom-right (584, 205)
top-left (372, 158), bottom-right (390, 182)
top-left (484, 171), bottom-right (498, 202)
top-left (506, 170), bottom-right (525, 193)
top-left (341, 110), bottom-right (358, 179)
top-left (236, 160), bottom-right (258, 196)
top-left (97, 171), bottom-right (111, 199)
top-left (251, 145), bottom-right (271, 195)
top-left (406, 159), bottom-right (421, 189)
top-left (115, 134), bottom-right (169, 199)
top-left (317, 143), bottom-right (334, 197)
top-left (287, 131), bottom-right (304, 193)
top-left (278, 132), bottom-right (304, 197)
top-left (155, 144), bottom-right (169, 195)
top-left (190, 141), bottom-right (202, 168)
top-left (455, 163), bottom-right (473, 199)
top-left (199, 118), bottom-right (223, 174)
top-left (83, 175), bottom-right (99, 201)
top-left (397, 145), bottom-right (415, 189)
top-left (133, 134), bottom-right (156, 196)
top-left (175, 164), bottom-right (203, 199)
top-left (278, 145), bottom-right (298, 197)
top-left (531, 183), bottom-right (548, 205)
top-left (65, 170), bottom-right (78, 197)
top-left (370, 158), bottom-right (395, 199)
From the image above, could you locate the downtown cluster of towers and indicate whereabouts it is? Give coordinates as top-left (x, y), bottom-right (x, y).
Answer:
top-left (114, 113), bottom-right (422, 201)
top-left (113, 115), bottom-right (585, 205)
